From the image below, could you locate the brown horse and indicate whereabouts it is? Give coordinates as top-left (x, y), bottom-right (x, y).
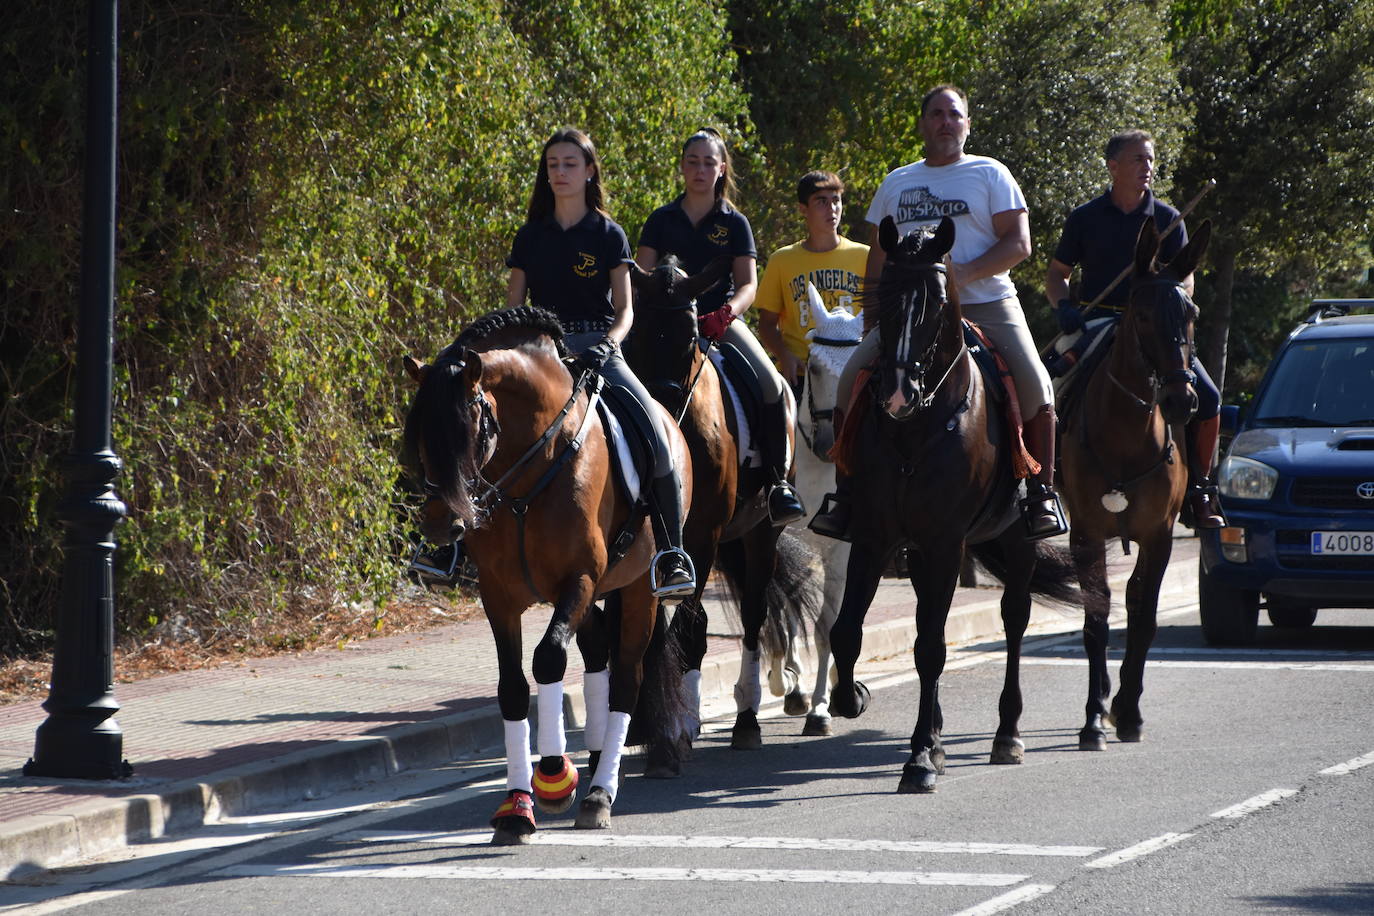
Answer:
top-left (826, 216), bottom-right (1079, 793)
top-left (402, 306), bottom-right (690, 842)
top-left (624, 258), bottom-right (821, 769)
top-left (1059, 217), bottom-right (1212, 750)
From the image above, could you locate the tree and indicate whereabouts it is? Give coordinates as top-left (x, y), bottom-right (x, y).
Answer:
top-left (1170, 0), bottom-right (1374, 391)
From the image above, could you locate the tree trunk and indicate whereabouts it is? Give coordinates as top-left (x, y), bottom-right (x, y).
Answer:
top-left (1202, 235), bottom-right (1238, 396)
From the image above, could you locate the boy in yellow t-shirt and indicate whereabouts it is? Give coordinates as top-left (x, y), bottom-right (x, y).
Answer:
top-left (756, 171), bottom-right (870, 387)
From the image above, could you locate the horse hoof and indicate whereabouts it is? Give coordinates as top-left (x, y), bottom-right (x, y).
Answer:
top-left (1078, 728), bottom-right (1107, 752)
top-left (783, 688), bottom-right (809, 717)
top-left (532, 754), bottom-right (579, 814)
top-left (831, 681), bottom-right (871, 719)
top-left (990, 736), bottom-right (1025, 765)
top-left (575, 786), bottom-right (612, 829)
top-left (1116, 724), bottom-right (1143, 743)
top-left (898, 751), bottom-right (941, 793)
top-left (490, 790), bottom-right (536, 843)
top-left (731, 709), bottom-right (762, 750)
top-left (802, 714), bottom-right (832, 737)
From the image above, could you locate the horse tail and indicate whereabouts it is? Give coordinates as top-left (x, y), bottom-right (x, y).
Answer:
top-left (713, 530), bottom-right (825, 659)
top-left (405, 360), bottom-right (479, 528)
top-left (967, 538), bottom-right (1081, 611)
top-left (627, 599), bottom-right (692, 749)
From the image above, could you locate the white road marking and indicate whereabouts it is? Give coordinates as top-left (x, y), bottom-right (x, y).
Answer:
top-left (1083, 832), bottom-right (1192, 869)
top-left (1320, 750), bottom-right (1374, 775)
top-left (215, 863), bottom-right (1028, 886)
top-left (339, 829), bottom-right (1102, 857)
top-left (1022, 658), bottom-right (1374, 672)
top-left (1210, 788), bottom-right (1298, 819)
top-left (949, 883), bottom-right (1057, 915)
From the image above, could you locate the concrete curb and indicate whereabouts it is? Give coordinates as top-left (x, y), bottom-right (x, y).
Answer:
top-left (2, 539), bottom-right (1190, 879)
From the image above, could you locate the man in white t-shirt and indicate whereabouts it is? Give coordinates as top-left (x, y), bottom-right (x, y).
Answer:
top-left (809, 84), bottom-right (1067, 541)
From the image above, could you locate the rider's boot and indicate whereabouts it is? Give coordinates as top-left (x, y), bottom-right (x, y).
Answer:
top-left (648, 472), bottom-right (697, 598)
top-left (1020, 405), bottom-right (1069, 540)
top-left (807, 468), bottom-right (853, 541)
top-left (1183, 413), bottom-right (1225, 529)
top-left (762, 397), bottom-right (806, 525)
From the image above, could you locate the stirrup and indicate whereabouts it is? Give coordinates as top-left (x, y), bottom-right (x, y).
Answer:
top-left (807, 492), bottom-right (853, 542)
top-left (409, 540), bottom-right (464, 585)
top-left (651, 547), bottom-right (697, 598)
top-left (767, 481), bottom-right (807, 526)
top-left (1020, 484), bottom-right (1068, 540)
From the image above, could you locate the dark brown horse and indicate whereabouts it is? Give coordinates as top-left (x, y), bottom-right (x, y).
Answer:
top-left (624, 258), bottom-right (821, 768)
top-left (1059, 218), bottom-right (1212, 750)
top-left (402, 306), bottom-right (689, 841)
top-left (827, 216), bottom-right (1079, 793)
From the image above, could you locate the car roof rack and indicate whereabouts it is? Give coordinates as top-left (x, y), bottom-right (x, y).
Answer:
top-left (1303, 298), bottom-right (1374, 323)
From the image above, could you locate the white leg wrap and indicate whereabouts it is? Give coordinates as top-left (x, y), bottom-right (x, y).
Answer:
top-left (592, 710), bottom-right (632, 803)
top-left (504, 719), bottom-right (533, 793)
top-left (682, 668), bottom-right (702, 735)
top-left (733, 648), bottom-right (763, 713)
top-left (536, 682), bottom-right (566, 759)
top-left (582, 669), bottom-right (610, 752)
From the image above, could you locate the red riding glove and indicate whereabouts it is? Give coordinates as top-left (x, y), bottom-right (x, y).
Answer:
top-left (698, 305), bottom-right (735, 342)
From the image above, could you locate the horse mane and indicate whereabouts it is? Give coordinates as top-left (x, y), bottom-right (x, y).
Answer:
top-left (442, 304), bottom-right (569, 362)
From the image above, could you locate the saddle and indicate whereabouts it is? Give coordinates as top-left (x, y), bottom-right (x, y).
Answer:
top-left (1050, 318), bottom-right (1118, 424)
top-left (710, 340), bottom-right (765, 469)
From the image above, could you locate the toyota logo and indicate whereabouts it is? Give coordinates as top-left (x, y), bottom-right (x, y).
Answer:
top-left (1359, 482), bottom-right (1374, 500)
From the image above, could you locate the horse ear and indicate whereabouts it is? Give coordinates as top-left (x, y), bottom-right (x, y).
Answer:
top-left (678, 254), bottom-right (732, 303)
top-left (460, 349), bottom-right (483, 388)
top-left (1134, 216), bottom-right (1161, 276)
top-left (932, 216), bottom-right (956, 258)
top-left (403, 355), bottom-right (429, 386)
top-left (1168, 218), bottom-right (1212, 280)
top-left (879, 215), bottom-right (899, 254)
top-left (628, 260), bottom-right (653, 287)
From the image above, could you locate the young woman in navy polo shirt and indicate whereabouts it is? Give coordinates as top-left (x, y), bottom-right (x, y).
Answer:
top-left (635, 128), bottom-right (806, 524)
top-left (507, 127), bottom-right (695, 598)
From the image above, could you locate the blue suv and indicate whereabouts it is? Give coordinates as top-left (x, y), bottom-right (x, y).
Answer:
top-left (1199, 299), bottom-right (1374, 645)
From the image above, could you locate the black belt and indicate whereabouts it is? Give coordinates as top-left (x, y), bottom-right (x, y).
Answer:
top-left (561, 319), bottom-right (612, 335)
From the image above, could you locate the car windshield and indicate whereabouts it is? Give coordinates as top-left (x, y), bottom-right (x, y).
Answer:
top-left (1251, 337), bottom-right (1374, 427)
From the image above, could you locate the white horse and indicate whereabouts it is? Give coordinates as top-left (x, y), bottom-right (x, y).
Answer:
top-left (769, 290), bottom-right (863, 736)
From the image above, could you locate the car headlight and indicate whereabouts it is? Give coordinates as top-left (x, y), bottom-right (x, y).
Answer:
top-left (1218, 455), bottom-right (1279, 501)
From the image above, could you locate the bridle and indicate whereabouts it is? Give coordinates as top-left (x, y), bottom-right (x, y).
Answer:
top-left (635, 267), bottom-right (713, 423)
top-left (1105, 275), bottom-right (1198, 412)
top-left (882, 261), bottom-right (958, 413)
top-left (799, 334), bottom-right (859, 452)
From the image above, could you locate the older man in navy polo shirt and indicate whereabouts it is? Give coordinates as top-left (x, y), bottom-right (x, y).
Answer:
top-left (1045, 129), bottom-right (1224, 529)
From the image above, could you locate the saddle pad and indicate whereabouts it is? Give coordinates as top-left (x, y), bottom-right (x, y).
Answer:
top-left (963, 320), bottom-right (1039, 480)
top-left (708, 347), bottom-right (761, 468)
top-left (594, 397), bottom-right (642, 505)
top-left (1050, 317), bottom-right (1116, 397)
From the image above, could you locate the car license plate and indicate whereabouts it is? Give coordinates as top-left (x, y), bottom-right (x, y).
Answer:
top-left (1310, 531), bottom-right (1374, 555)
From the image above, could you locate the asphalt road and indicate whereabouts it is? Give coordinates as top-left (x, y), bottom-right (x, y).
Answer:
top-left (9, 598), bottom-right (1374, 915)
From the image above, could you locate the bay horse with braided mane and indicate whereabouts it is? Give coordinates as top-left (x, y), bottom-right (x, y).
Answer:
top-left (402, 306), bottom-right (690, 842)
top-left (827, 216), bottom-right (1079, 793)
top-left (624, 257), bottom-right (821, 768)
top-left (1059, 217), bottom-right (1212, 750)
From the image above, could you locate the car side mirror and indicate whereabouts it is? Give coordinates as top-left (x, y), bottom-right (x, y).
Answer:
top-left (1219, 404), bottom-right (1241, 436)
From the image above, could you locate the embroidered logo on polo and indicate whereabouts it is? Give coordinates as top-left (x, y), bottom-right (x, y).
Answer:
top-left (706, 224), bottom-right (729, 245)
top-left (896, 186), bottom-right (969, 224)
top-left (573, 252), bottom-right (598, 277)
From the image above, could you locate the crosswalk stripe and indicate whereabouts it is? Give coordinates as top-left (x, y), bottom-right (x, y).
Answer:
top-left (1083, 833), bottom-right (1192, 868)
top-left (949, 883), bottom-right (1057, 915)
top-left (338, 830), bottom-right (1102, 857)
top-left (216, 864), bottom-right (1029, 886)
top-left (1210, 788), bottom-right (1297, 819)
top-left (1320, 750), bottom-right (1374, 775)
top-left (1022, 658), bottom-right (1374, 672)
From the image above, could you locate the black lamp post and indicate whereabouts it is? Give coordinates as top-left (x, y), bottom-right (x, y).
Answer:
top-left (25, 0), bottom-right (132, 780)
